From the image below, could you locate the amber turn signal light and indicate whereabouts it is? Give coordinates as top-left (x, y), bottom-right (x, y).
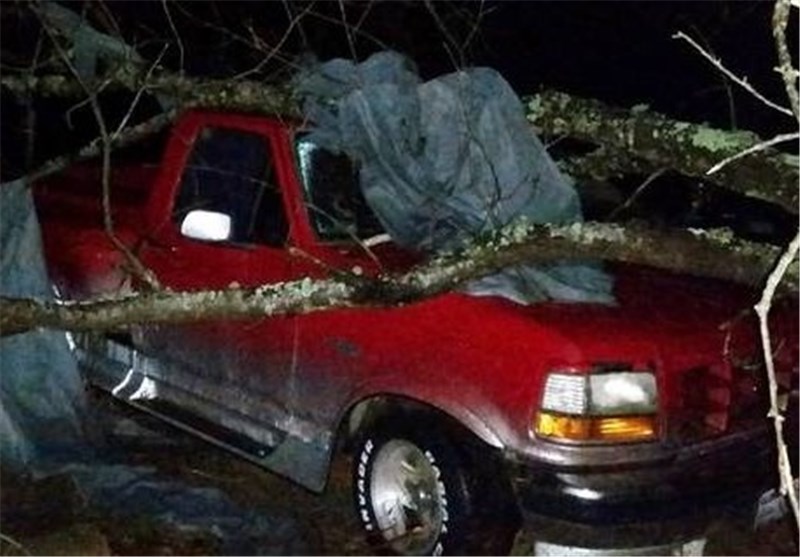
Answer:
top-left (535, 412), bottom-right (656, 442)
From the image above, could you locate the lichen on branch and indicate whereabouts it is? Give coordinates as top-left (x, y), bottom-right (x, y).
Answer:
top-left (4, 71), bottom-right (796, 215)
top-left (1, 221), bottom-right (793, 337)
top-left (525, 90), bottom-right (799, 214)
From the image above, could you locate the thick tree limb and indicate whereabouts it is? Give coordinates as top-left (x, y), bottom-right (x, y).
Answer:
top-left (557, 145), bottom-right (659, 184)
top-left (1, 221), bottom-right (793, 337)
top-left (4, 72), bottom-right (796, 213)
top-left (524, 91), bottom-right (799, 213)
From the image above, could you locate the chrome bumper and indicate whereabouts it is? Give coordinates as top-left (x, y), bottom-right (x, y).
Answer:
top-left (506, 427), bottom-right (774, 547)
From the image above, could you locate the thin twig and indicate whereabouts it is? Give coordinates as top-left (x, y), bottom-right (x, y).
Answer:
top-left (352, 1), bottom-right (376, 39)
top-left (772, 0), bottom-right (800, 121)
top-left (282, 0), bottom-right (309, 50)
top-left (170, 2), bottom-right (299, 71)
top-left (337, 0), bottom-right (359, 62)
top-left (424, 0), bottom-right (465, 68)
top-left (23, 30), bottom-right (46, 172)
top-left (606, 168), bottom-right (668, 220)
top-left (458, 0), bottom-right (489, 55)
top-left (688, 23), bottom-right (738, 130)
top-left (303, 8), bottom-right (389, 52)
top-left (112, 44), bottom-right (169, 140)
top-left (38, 13), bottom-right (161, 291)
top-left (754, 230), bottom-right (800, 529)
top-left (26, 110), bottom-right (176, 184)
top-left (233, 1), bottom-right (315, 81)
top-left (161, 0), bottom-right (184, 74)
top-left (65, 80), bottom-right (111, 130)
top-left (673, 31), bottom-right (794, 117)
top-left (707, 132), bottom-right (800, 175)
top-left (0, 532), bottom-right (31, 556)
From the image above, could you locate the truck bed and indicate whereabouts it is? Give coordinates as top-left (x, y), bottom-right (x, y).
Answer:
top-left (33, 162), bottom-right (158, 298)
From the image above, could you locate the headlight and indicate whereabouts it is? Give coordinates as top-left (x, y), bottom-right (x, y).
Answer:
top-left (589, 372), bottom-right (657, 415)
top-left (535, 369), bottom-right (658, 443)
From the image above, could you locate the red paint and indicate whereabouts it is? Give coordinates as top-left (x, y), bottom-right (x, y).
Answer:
top-left (33, 109), bottom-right (798, 458)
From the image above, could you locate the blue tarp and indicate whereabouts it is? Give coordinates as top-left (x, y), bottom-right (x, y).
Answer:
top-left (296, 51), bottom-right (615, 304)
top-left (0, 179), bottom-right (86, 468)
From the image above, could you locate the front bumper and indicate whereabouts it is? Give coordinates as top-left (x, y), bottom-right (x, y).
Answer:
top-left (506, 426), bottom-right (775, 548)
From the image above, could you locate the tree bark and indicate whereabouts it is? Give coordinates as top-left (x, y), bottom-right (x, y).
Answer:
top-left (1, 221), bottom-right (793, 337)
top-left (524, 91), bottom-right (799, 214)
top-left (2, 71), bottom-right (796, 338)
top-left (3, 73), bottom-right (796, 216)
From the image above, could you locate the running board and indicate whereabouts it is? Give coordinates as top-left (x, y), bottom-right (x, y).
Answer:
top-left (76, 334), bottom-right (333, 492)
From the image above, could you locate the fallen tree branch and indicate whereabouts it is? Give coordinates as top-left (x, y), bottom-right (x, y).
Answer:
top-left (1, 221), bottom-right (793, 337)
top-left (525, 90), bottom-right (799, 213)
top-left (557, 145), bottom-right (657, 184)
top-left (4, 71), bottom-right (795, 214)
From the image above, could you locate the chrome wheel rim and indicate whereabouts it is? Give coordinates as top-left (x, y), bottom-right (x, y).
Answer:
top-left (370, 439), bottom-right (444, 555)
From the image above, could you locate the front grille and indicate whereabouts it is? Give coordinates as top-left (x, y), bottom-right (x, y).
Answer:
top-left (671, 360), bottom-right (768, 442)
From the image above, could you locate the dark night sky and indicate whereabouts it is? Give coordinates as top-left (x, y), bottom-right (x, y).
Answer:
top-left (114, 0), bottom-right (791, 139)
top-left (43, 0), bottom-right (792, 137)
top-left (1, 2), bottom-right (796, 184)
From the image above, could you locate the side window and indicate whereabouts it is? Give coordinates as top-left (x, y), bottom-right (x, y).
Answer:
top-left (295, 135), bottom-right (384, 241)
top-left (173, 127), bottom-right (288, 247)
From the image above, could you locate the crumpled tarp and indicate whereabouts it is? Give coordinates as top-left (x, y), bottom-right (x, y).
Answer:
top-left (0, 179), bottom-right (86, 468)
top-left (295, 51), bottom-right (615, 304)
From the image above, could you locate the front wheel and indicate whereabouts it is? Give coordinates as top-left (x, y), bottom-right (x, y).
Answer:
top-left (352, 415), bottom-right (519, 555)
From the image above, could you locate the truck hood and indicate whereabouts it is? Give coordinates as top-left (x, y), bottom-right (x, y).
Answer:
top-left (473, 264), bottom-right (763, 366)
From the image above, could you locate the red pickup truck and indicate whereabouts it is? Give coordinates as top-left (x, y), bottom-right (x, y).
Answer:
top-left (34, 109), bottom-right (797, 555)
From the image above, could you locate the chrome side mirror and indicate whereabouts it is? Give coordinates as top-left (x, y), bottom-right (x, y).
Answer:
top-left (180, 209), bottom-right (232, 242)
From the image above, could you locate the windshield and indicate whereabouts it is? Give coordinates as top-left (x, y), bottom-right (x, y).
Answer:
top-left (295, 135), bottom-right (385, 242)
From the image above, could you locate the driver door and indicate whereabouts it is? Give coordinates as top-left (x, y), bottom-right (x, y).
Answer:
top-left (139, 123), bottom-right (296, 435)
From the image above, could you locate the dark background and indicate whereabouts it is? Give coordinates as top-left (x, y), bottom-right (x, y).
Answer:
top-left (2, 1), bottom-right (795, 134)
top-left (91, 1), bottom-right (795, 136)
top-left (1, 1), bottom-right (796, 238)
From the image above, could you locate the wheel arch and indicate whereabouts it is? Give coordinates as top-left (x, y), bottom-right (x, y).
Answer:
top-left (343, 392), bottom-right (522, 556)
top-left (338, 392), bottom-right (506, 452)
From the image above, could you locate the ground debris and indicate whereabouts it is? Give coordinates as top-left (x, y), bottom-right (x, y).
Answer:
top-left (0, 469), bottom-right (219, 556)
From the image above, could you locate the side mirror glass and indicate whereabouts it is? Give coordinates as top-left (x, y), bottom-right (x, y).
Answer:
top-left (180, 209), bottom-right (232, 242)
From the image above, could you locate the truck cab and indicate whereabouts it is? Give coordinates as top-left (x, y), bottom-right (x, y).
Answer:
top-left (34, 109), bottom-right (798, 555)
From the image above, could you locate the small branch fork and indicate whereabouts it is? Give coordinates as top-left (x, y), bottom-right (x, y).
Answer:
top-left (707, 132), bottom-right (800, 176)
top-left (673, 31), bottom-right (794, 117)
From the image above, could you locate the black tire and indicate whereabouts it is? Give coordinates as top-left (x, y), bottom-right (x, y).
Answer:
top-left (352, 413), bottom-right (520, 556)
